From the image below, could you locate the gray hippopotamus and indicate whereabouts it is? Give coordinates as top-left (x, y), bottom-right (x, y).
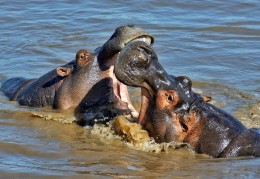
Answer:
top-left (1, 25), bottom-right (154, 125)
top-left (114, 41), bottom-right (260, 158)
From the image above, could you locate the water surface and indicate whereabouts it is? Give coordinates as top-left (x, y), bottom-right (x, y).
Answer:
top-left (0, 0), bottom-right (259, 178)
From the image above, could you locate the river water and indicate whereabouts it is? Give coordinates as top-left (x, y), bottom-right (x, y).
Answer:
top-left (0, 0), bottom-right (259, 178)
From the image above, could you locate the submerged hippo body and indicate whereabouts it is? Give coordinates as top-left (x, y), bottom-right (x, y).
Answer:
top-left (2, 62), bottom-right (74, 107)
top-left (114, 41), bottom-right (260, 158)
top-left (1, 25), bottom-right (154, 125)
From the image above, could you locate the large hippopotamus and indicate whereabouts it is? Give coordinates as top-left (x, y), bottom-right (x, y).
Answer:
top-left (114, 41), bottom-right (260, 158)
top-left (1, 25), bottom-right (154, 125)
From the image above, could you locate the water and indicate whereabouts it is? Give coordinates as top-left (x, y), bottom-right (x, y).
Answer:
top-left (0, 0), bottom-right (260, 178)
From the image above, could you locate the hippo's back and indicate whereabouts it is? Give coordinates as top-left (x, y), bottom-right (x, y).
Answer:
top-left (219, 128), bottom-right (260, 157)
top-left (1, 77), bottom-right (32, 100)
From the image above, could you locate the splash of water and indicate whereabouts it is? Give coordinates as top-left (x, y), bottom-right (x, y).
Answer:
top-left (91, 115), bottom-right (185, 153)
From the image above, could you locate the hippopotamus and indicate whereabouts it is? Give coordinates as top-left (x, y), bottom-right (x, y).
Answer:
top-left (114, 41), bottom-right (260, 158)
top-left (0, 25), bottom-right (154, 125)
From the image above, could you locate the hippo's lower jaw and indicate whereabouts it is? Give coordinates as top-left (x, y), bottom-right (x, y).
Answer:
top-left (112, 74), bottom-right (138, 118)
top-left (138, 87), bottom-right (152, 126)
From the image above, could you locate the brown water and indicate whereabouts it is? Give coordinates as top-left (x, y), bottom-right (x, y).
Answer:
top-left (0, 0), bottom-right (260, 178)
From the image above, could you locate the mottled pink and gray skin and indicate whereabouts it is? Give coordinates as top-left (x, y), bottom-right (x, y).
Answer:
top-left (1, 25), bottom-right (154, 125)
top-left (114, 41), bottom-right (260, 158)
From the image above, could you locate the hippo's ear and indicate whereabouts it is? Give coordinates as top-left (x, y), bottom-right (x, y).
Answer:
top-left (203, 95), bottom-right (212, 102)
top-left (56, 66), bottom-right (73, 77)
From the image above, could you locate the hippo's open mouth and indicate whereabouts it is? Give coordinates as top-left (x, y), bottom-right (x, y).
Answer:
top-left (112, 36), bottom-right (153, 119)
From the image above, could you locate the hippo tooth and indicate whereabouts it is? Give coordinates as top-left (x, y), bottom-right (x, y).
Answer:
top-left (131, 37), bottom-right (151, 45)
top-left (142, 37), bottom-right (151, 45)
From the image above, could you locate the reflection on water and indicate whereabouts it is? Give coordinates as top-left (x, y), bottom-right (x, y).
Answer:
top-left (0, 0), bottom-right (260, 178)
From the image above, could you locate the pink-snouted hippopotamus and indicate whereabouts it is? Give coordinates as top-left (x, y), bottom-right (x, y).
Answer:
top-left (114, 41), bottom-right (260, 158)
top-left (0, 25), bottom-right (154, 126)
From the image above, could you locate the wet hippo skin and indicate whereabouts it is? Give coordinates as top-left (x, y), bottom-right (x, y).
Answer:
top-left (1, 25), bottom-right (154, 125)
top-left (114, 41), bottom-right (260, 158)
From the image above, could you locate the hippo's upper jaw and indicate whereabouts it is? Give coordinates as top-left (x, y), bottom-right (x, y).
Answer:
top-left (97, 25), bottom-right (154, 71)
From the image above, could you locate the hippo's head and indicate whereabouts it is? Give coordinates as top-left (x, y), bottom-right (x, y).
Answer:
top-left (114, 41), bottom-right (205, 142)
top-left (55, 26), bottom-right (154, 125)
top-left (114, 41), bottom-right (227, 147)
top-left (114, 41), bottom-right (253, 158)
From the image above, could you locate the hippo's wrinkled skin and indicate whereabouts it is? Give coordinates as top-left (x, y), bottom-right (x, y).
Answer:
top-left (114, 41), bottom-right (260, 158)
top-left (1, 25), bottom-right (154, 125)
